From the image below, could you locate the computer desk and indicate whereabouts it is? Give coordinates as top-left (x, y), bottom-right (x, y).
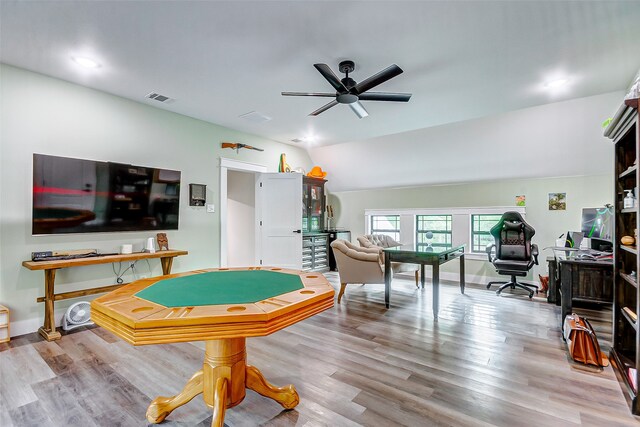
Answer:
top-left (546, 254), bottom-right (613, 326)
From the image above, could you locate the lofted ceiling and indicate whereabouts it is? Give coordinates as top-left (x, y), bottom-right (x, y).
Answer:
top-left (2, 1), bottom-right (640, 192)
top-left (1, 1), bottom-right (639, 149)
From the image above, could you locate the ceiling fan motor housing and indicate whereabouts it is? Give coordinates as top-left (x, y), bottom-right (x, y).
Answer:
top-left (338, 60), bottom-right (355, 74)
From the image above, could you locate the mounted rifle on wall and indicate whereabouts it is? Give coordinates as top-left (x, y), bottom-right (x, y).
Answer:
top-left (221, 142), bottom-right (264, 153)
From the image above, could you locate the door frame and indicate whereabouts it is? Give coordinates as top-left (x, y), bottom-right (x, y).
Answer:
top-left (219, 157), bottom-right (267, 267)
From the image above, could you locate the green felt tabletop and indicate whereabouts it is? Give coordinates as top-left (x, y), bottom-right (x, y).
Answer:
top-left (135, 270), bottom-right (304, 307)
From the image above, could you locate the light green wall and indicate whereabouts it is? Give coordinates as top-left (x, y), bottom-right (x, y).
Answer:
top-left (329, 174), bottom-right (613, 282)
top-left (0, 64), bottom-right (313, 334)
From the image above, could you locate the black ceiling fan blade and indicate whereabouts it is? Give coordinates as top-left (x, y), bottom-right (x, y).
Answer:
top-left (358, 92), bottom-right (412, 102)
top-left (314, 64), bottom-right (348, 92)
top-left (309, 100), bottom-right (338, 116)
top-left (281, 92), bottom-right (336, 97)
top-left (349, 101), bottom-right (369, 119)
top-left (353, 64), bottom-right (403, 94)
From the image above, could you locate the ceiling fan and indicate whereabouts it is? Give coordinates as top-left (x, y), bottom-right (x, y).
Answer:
top-left (282, 60), bottom-right (412, 118)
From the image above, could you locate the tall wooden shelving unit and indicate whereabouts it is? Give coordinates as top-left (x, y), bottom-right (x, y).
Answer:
top-left (606, 97), bottom-right (640, 414)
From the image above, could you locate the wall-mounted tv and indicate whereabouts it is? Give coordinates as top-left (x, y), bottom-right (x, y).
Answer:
top-left (33, 154), bottom-right (181, 235)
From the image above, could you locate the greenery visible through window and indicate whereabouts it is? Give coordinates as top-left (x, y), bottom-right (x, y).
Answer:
top-left (370, 215), bottom-right (400, 242)
top-left (416, 215), bottom-right (452, 251)
top-left (471, 214), bottom-right (503, 252)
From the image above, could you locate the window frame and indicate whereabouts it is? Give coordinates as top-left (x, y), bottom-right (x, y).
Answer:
top-left (364, 207), bottom-right (525, 260)
top-left (416, 214), bottom-right (453, 251)
top-left (369, 214), bottom-right (401, 242)
top-left (470, 214), bottom-right (505, 253)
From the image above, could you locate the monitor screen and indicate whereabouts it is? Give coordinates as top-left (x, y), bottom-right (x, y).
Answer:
top-left (33, 154), bottom-right (181, 235)
top-left (581, 206), bottom-right (613, 241)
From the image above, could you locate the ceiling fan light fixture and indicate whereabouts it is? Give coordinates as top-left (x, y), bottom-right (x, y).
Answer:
top-left (337, 93), bottom-right (359, 104)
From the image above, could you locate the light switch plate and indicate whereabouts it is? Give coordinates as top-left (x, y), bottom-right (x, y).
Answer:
top-left (207, 204), bottom-right (215, 213)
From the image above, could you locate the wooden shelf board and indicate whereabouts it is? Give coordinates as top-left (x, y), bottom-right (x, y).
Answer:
top-left (621, 208), bottom-right (638, 214)
top-left (621, 272), bottom-right (639, 289)
top-left (0, 323), bottom-right (8, 328)
top-left (622, 308), bottom-right (638, 331)
top-left (611, 349), bottom-right (638, 404)
top-left (620, 245), bottom-right (638, 255)
top-left (619, 165), bottom-right (638, 179)
top-left (572, 297), bottom-right (612, 304)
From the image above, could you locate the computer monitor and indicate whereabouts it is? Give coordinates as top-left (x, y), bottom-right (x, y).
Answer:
top-left (581, 207), bottom-right (613, 251)
top-left (581, 207), bottom-right (613, 240)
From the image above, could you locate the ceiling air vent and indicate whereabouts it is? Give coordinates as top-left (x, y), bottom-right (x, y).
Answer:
top-left (239, 111), bottom-right (272, 124)
top-left (291, 138), bottom-right (303, 143)
top-left (146, 92), bottom-right (174, 103)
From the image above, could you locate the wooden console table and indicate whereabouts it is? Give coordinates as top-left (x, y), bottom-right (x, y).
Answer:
top-left (22, 250), bottom-right (188, 341)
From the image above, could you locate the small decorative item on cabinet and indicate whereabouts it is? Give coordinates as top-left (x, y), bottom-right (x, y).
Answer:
top-left (622, 236), bottom-right (635, 246)
top-left (0, 305), bottom-right (9, 343)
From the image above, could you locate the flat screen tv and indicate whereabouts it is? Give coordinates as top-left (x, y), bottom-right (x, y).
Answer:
top-left (33, 154), bottom-right (181, 235)
top-left (581, 206), bottom-right (613, 241)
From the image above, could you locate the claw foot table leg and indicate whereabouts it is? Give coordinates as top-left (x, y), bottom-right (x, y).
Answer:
top-left (246, 364), bottom-right (300, 409)
top-left (146, 370), bottom-right (204, 423)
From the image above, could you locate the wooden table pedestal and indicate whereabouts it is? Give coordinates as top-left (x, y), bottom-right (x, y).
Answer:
top-left (146, 338), bottom-right (299, 427)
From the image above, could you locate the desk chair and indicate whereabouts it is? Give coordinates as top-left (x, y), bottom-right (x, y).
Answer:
top-left (486, 212), bottom-right (539, 298)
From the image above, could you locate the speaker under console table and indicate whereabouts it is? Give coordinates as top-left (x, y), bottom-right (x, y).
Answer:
top-left (22, 249), bottom-right (188, 341)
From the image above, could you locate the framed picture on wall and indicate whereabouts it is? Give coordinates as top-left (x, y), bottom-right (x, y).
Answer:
top-left (548, 193), bottom-right (566, 210)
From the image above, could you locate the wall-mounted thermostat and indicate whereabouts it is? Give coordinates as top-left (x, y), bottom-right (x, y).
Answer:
top-left (189, 183), bottom-right (206, 206)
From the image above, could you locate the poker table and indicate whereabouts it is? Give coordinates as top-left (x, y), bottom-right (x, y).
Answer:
top-left (91, 267), bottom-right (334, 427)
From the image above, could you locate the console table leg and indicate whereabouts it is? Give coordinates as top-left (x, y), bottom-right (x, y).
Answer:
top-left (459, 254), bottom-right (465, 294)
top-left (39, 269), bottom-right (61, 341)
top-left (160, 257), bottom-right (174, 275)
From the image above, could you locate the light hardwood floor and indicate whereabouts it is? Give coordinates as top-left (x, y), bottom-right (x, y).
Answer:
top-left (1, 273), bottom-right (637, 426)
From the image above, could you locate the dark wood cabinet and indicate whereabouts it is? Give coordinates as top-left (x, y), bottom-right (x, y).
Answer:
top-left (606, 96), bottom-right (639, 414)
top-left (301, 177), bottom-right (329, 272)
top-left (302, 177), bottom-right (326, 233)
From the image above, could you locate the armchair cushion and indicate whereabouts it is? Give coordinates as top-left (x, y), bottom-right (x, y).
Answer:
top-left (358, 234), bottom-right (402, 249)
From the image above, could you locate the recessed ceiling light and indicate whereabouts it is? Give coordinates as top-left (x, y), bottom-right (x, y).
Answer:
top-left (302, 135), bottom-right (316, 144)
top-left (544, 78), bottom-right (569, 88)
top-left (71, 56), bottom-right (101, 69)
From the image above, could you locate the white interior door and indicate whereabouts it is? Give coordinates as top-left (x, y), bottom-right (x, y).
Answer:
top-left (256, 173), bottom-right (303, 269)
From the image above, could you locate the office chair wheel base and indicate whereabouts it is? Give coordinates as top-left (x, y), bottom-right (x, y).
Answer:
top-left (528, 293), bottom-right (533, 299)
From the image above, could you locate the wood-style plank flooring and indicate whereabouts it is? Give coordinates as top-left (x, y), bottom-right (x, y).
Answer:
top-left (1, 273), bottom-right (637, 426)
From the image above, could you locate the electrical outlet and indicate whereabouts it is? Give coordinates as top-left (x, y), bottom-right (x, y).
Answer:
top-left (207, 204), bottom-right (215, 213)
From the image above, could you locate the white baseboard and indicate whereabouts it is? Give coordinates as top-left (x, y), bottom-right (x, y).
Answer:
top-left (395, 271), bottom-right (540, 288)
top-left (10, 310), bottom-right (65, 338)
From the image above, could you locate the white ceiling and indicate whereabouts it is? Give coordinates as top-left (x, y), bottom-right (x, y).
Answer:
top-left (2, 1), bottom-right (639, 150)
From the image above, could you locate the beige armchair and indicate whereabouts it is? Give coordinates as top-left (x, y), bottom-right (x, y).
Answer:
top-left (357, 234), bottom-right (419, 287)
top-left (330, 239), bottom-right (386, 303)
